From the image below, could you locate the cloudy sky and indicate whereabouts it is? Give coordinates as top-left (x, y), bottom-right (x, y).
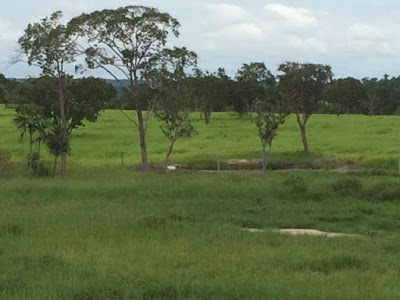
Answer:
top-left (0, 0), bottom-right (399, 79)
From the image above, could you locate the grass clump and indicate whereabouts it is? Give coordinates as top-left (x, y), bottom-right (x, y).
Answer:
top-left (331, 177), bottom-right (363, 195)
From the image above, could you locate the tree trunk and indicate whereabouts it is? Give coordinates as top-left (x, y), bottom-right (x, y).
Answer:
top-left (59, 75), bottom-right (67, 175)
top-left (165, 138), bottom-right (177, 172)
top-left (131, 74), bottom-right (149, 170)
top-left (204, 112), bottom-right (211, 125)
top-left (296, 114), bottom-right (309, 153)
top-left (262, 142), bottom-right (267, 175)
top-left (36, 140), bottom-right (41, 177)
top-left (137, 108), bottom-right (149, 169)
top-left (53, 156), bottom-right (58, 177)
top-left (261, 141), bottom-right (271, 176)
top-left (29, 130), bottom-right (33, 157)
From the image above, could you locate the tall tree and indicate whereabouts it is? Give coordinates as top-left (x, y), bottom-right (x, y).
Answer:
top-left (278, 62), bottom-right (332, 152)
top-left (18, 11), bottom-right (78, 175)
top-left (70, 6), bottom-right (180, 169)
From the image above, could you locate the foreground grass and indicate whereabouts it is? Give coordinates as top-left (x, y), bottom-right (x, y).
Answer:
top-left (2, 105), bottom-right (400, 169)
top-left (2, 105), bottom-right (400, 298)
top-left (1, 168), bottom-right (400, 298)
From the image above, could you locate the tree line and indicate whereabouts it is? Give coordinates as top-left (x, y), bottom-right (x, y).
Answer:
top-left (0, 5), bottom-right (399, 175)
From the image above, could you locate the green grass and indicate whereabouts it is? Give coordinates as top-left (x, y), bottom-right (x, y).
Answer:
top-left (2, 105), bottom-right (400, 298)
top-left (1, 170), bottom-right (400, 298)
top-left (2, 105), bottom-right (400, 169)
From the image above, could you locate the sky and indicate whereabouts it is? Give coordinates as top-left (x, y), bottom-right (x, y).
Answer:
top-left (0, 0), bottom-right (399, 79)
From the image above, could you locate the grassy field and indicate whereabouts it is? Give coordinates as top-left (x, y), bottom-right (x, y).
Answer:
top-left (2, 105), bottom-right (400, 169)
top-left (2, 105), bottom-right (400, 298)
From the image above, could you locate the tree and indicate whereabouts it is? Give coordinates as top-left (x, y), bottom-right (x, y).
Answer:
top-left (150, 47), bottom-right (197, 169)
top-left (13, 104), bottom-right (45, 156)
top-left (70, 6), bottom-right (180, 169)
top-left (278, 62), bottom-right (333, 152)
top-left (325, 77), bottom-right (367, 116)
top-left (67, 77), bottom-right (117, 134)
top-left (14, 76), bottom-right (116, 175)
top-left (43, 122), bottom-right (69, 177)
top-left (0, 74), bottom-right (19, 107)
top-left (190, 69), bottom-right (231, 124)
top-left (18, 11), bottom-right (79, 175)
top-left (254, 99), bottom-right (287, 175)
top-left (233, 62), bottom-right (275, 118)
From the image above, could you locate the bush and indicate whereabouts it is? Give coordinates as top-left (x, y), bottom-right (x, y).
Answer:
top-left (27, 152), bottom-right (49, 177)
top-left (283, 175), bottom-right (307, 194)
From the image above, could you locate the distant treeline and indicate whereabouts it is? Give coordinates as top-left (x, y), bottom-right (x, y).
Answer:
top-left (2, 71), bottom-right (400, 116)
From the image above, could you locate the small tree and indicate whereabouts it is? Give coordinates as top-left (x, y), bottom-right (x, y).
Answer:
top-left (150, 47), bottom-right (197, 169)
top-left (278, 62), bottom-right (332, 152)
top-left (18, 11), bottom-right (79, 175)
top-left (254, 97), bottom-right (287, 175)
top-left (43, 122), bottom-right (69, 177)
top-left (14, 76), bottom-right (116, 175)
top-left (13, 104), bottom-right (44, 156)
top-left (14, 104), bottom-right (51, 176)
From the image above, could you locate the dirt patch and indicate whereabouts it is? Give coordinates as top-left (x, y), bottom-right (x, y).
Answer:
top-left (244, 228), bottom-right (361, 238)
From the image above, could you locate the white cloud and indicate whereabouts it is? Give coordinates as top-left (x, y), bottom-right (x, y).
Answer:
top-left (205, 22), bottom-right (265, 42)
top-left (202, 2), bottom-right (323, 56)
top-left (264, 3), bottom-right (319, 28)
top-left (347, 24), bottom-right (386, 42)
top-left (206, 3), bottom-right (250, 26)
top-left (340, 23), bottom-right (395, 55)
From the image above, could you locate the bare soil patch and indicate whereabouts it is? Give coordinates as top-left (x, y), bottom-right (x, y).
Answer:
top-left (244, 228), bottom-right (361, 238)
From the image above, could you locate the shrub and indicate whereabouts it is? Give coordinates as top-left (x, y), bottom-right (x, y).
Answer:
top-left (283, 175), bottom-right (307, 194)
top-left (27, 152), bottom-right (49, 177)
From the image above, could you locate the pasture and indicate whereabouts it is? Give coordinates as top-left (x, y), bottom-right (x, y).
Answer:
top-left (1, 105), bottom-right (400, 298)
top-left (2, 106), bottom-right (400, 169)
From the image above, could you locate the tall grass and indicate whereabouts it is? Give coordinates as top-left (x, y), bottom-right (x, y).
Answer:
top-left (2, 105), bottom-right (400, 298)
top-left (1, 169), bottom-right (400, 298)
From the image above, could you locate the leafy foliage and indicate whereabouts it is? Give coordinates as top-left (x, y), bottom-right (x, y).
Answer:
top-left (278, 62), bottom-right (333, 152)
top-left (18, 11), bottom-right (77, 76)
top-left (254, 98), bottom-right (288, 174)
top-left (150, 47), bottom-right (197, 166)
top-left (325, 78), bottom-right (367, 115)
top-left (233, 62), bottom-right (275, 117)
